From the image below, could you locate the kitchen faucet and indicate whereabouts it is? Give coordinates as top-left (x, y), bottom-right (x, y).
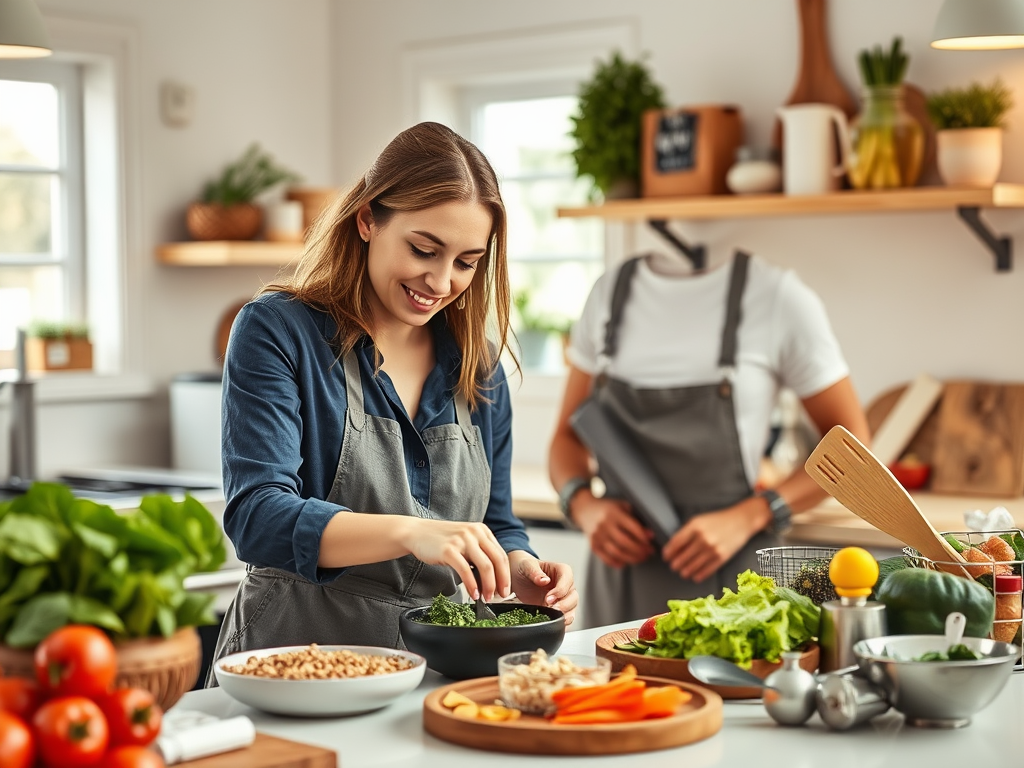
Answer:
top-left (1, 328), bottom-right (36, 487)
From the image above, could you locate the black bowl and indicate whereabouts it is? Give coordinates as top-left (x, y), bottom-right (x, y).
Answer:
top-left (399, 603), bottom-right (565, 680)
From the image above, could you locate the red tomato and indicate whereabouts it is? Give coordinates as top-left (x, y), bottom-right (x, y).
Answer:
top-left (35, 624), bottom-right (118, 698)
top-left (638, 612), bottom-right (668, 642)
top-left (0, 710), bottom-right (35, 768)
top-left (98, 687), bottom-right (163, 747)
top-left (32, 696), bottom-right (109, 768)
top-left (0, 677), bottom-right (40, 720)
top-left (101, 745), bottom-right (166, 768)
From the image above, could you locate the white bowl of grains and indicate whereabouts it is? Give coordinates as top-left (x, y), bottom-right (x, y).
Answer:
top-left (214, 644), bottom-right (426, 716)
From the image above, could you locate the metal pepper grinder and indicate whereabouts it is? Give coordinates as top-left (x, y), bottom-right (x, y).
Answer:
top-left (818, 547), bottom-right (887, 673)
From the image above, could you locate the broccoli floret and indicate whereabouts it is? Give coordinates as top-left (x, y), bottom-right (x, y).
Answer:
top-left (422, 594), bottom-right (475, 626)
top-left (786, 558), bottom-right (838, 605)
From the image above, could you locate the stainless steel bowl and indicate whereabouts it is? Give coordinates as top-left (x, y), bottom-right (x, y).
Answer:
top-left (853, 635), bottom-right (1019, 728)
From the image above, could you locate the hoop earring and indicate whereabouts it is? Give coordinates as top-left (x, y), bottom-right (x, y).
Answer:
top-left (456, 295), bottom-right (466, 310)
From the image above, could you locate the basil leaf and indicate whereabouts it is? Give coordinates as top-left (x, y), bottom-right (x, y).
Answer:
top-left (0, 565), bottom-right (50, 608)
top-left (68, 595), bottom-right (125, 635)
top-left (175, 592), bottom-right (217, 629)
top-left (0, 514), bottom-right (65, 564)
top-left (5, 593), bottom-right (73, 647)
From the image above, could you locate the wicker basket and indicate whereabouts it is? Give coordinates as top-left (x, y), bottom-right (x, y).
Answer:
top-left (0, 627), bottom-right (202, 711)
top-left (186, 202), bottom-right (262, 241)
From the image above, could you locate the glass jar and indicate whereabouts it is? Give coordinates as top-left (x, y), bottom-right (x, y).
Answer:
top-left (848, 85), bottom-right (924, 190)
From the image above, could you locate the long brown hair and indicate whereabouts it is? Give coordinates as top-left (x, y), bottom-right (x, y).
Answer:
top-left (263, 122), bottom-right (514, 409)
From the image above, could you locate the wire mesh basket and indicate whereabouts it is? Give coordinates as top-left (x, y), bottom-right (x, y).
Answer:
top-left (901, 528), bottom-right (1023, 671)
top-left (756, 546), bottom-right (840, 605)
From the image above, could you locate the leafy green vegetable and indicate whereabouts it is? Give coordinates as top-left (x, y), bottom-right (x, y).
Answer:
top-left (417, 594), bottom-right (549, 628)
top-left (875, 567), bottom-right (995, 637)
top-left (643, 570), bottom-right (820, 669)
top-left (943, 534), bottom-right (967, 554)
top-left (857, 36), bottom-right (909, 87)
top-left (999, 532), bottom-right (1024, 563)
top-left (0, 483), bottom-right (226, 647)
top-left (914, 644), bottom-right (982, 662)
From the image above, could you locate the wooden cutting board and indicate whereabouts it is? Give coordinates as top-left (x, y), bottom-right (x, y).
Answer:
top-left (595, 630), bottom-right (819, 700)
top-left (772, 0), bottom-right (857, 149)
top-left (865, 376), bottom-right (944, 467)
top-left (930, 380), bottom-right (1024, 497)
top-left (423, 675), bottom-right (721, 755)
top-left (180, 732), bottom-right (336, 768)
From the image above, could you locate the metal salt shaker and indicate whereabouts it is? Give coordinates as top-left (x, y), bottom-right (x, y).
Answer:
top-left (818, 548), bottom-right (887, 673)
top-left (816, 672), bottom-right (890, 730)
top-left (762, 651), bottom-right (818, 725)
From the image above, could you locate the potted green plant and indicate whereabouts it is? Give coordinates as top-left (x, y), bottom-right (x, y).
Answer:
top-left (24, 320), bottom-right (92, 372)
top-left (569, 51), bottom-right (666, 200)
top-left (187, 143), bottom-right (302, 241)
top-left (513, 288), bottom-right (572, 369)
top-left (0, 483), bottom-right (227, 710)
top-left (926, 78), bottom-right (1013, 187)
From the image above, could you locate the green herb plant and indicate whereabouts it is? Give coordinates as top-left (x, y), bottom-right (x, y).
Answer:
top-left (0, 483), bottom-right (227, 648)
top-left (418, 593), bottom-right (549, 628)
top-left (569, 51), bottom-right (666, 199)
top-left (926, 79), bottom-right (1014, 130)
top-left (200, 143), bottom-right (302, 205)
top-left (513, 287), bottom-right (572, 336)
top-left (25, 320), bottom-right (89, 340)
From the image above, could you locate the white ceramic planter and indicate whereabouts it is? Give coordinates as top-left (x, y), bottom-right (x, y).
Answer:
top-left (936, 127), bottom-right (1003, 187)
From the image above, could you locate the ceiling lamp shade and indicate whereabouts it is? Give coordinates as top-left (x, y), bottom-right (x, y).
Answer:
top-left (932, 0), bottom-right (1024, 50)
top-left (0, 0), bottom-right (51, 58)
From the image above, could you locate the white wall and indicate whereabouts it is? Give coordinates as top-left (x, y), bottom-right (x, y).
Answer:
top-left (9, 0), bottom-right (1024, 479)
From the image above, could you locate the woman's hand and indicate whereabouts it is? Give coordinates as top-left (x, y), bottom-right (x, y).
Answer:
top-left (508, 551), bottom-right (579, 626)
top-left (401, 519), bottom-right (511, 602)
top-left (573, 493), bottom-right (655, 569)
top-left (661, 499), bottom-right (766, 582)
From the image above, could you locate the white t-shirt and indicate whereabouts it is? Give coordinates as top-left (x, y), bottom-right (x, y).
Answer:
top-left (566, 254), bottom-right (849, 486)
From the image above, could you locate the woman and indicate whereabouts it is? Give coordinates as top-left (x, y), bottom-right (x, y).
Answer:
top-left (210, 122), bottom-right (578, 671)
top-left (548, 249), bottom-right (869, 628)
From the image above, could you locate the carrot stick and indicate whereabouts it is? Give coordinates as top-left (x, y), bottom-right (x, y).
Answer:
top-left (640, 685), bottom-right (691, 718)
top-left (550, 665), bottom-right (640, 708)
top-left (552, 706), bottom-right (644, 725)
top-left (557, 681), bottom-right (646, 715)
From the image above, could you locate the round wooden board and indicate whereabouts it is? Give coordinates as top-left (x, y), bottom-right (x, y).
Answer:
top-left (595, 629), bottom-right (819, 700)
top-left (423, 675), bottom-right (722, 756)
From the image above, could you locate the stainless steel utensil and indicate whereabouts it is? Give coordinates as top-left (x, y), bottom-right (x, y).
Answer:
top-left (762, 652), bottom-right (818, 725)
top-left (469, 566), bottom-right (497, 621)
top-left (686, 655), bottom-right (770, 690)
top-left (816, 672), bottom-right (890, 730)
top-left (805, 426), bottom-right (970, 577)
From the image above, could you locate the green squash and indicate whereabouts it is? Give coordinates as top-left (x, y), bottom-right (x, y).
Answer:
top-left (874, 567), bottom-right (995, 637)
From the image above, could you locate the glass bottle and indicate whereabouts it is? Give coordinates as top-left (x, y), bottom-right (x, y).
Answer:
top-left (848, 85), bottom-right (924, 190)
top-left (993, 573), bottom-right (1023, 645)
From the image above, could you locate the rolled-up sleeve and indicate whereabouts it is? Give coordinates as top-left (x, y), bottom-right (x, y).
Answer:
top-left (221, 300), bottom-right (346, 584)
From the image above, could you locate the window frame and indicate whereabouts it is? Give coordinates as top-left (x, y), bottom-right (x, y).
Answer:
top-left (0, 57), bottom-right (86, 328)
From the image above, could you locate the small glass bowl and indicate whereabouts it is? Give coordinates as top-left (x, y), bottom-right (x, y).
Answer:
top-left (497, 650), bottom-right (612, 716)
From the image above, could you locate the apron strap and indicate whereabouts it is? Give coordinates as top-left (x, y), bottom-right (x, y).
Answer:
top-left (717, 250), bottom-right (751, 370)
top-left (599, 255), bottom-right (644, 363)
top-left (454, 392), bottom-right (477, 445)
top-left (342, 348), bottom-right (367, 431)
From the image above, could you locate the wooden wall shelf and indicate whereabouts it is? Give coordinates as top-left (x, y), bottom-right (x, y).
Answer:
top-left (557, 184), bottom-right (1024, 273)
top-left (156, 241), bottom-right (302, 267)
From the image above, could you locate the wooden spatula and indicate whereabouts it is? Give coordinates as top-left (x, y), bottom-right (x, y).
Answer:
top-left (805, 425), bottom-right (970, 577)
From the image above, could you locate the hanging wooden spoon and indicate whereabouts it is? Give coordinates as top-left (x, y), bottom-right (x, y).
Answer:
top-left (805, 426), bottom-right (970, 578)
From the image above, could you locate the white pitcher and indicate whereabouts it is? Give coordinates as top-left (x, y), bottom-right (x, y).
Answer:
top-left (777, 104), bottom-right (851, 195)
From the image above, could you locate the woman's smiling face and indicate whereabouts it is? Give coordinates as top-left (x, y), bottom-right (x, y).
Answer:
top-left (358, 200), bottom-right (492, 331)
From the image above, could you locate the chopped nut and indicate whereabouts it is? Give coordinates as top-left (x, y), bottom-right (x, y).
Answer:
top-left (220, 644), bottom-right (415, 680)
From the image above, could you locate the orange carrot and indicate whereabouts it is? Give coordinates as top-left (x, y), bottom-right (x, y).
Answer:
top-left (550, 664), bottom-right (639, 708)
top-left (552, 706), bottom-right (644, 725)
top-left (557, 681), bottom-right (646, 715)
top-left (639, 685), bottom-right (691, 718)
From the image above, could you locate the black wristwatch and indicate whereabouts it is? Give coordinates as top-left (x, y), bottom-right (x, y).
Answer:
top-left (557, 476), bottom-right (591, 524)
top-left (757, 489), bottom-right (793, 535)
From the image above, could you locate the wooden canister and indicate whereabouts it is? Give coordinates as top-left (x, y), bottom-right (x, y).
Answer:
top-left (641, 105), bottom-right (743, 197)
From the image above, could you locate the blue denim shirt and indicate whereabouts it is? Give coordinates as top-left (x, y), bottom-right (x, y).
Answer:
top-left (221, 291), bottom-right (534, 584)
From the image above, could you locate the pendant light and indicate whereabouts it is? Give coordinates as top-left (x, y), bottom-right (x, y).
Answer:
top-left (0, 0), bottom-right (51, 58)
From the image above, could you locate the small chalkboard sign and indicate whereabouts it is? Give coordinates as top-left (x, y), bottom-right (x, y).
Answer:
top-left (653, 112), bottom-right (698, 173)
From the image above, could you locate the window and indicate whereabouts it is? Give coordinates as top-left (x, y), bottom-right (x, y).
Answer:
top-left (468, 87), bottom-right (603, 371)
top-left (0, 59), bottom-right (84, 370)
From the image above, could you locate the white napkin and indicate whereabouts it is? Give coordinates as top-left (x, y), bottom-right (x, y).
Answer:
top-left (963, 506), bottom-right (1017, 539)
top-left (155, 710), bottom-right (256, 764)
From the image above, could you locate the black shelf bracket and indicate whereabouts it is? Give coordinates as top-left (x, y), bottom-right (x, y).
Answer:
top-left (958, 206), bottom-right (1012, 272)
top-left (648, 219), bottom-right (706, 271)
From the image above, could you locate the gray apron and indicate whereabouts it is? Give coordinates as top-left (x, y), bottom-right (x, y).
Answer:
top-left (207, 347), bottom-right (490, 683)
top-left (582, 251), bottom-right (780, 628)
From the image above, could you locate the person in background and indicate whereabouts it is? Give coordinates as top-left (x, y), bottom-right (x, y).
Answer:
top-left (209, 122), bottom-right (577, 675)
top-left (548, 248), bottom-right (870, 627)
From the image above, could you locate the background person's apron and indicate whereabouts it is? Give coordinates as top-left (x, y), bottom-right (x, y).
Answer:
top-left (582, 251), bottom-right (780, 628)
top-left (207, 348), bottom-right (490, 683)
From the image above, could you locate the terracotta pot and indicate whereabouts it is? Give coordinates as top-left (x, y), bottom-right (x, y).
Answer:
top-left (936, 127), bottom-right (1003, 187)
top-left (0, 628), bottom-right (202, 712)
top-left (186, 202), bottom-right (262, 241)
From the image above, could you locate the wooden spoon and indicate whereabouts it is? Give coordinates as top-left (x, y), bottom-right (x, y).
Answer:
top-left (805, 426), bottom-right (970, 578)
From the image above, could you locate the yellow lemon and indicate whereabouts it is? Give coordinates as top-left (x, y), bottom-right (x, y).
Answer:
top-left (828, 547), bottom-right (879, 598)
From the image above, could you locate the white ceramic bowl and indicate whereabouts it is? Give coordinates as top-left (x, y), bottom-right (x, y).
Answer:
top-left (214, 645), bottom-right (426, 717)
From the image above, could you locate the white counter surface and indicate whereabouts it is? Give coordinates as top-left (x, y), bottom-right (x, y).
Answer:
top-left (174, 622), bottom-right (1024, 767)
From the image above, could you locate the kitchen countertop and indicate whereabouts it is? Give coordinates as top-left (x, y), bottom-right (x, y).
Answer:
top-left (174, 620), bottom-right (1024, 767)
top-left (510, 464), bottom-right (1024, 547)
